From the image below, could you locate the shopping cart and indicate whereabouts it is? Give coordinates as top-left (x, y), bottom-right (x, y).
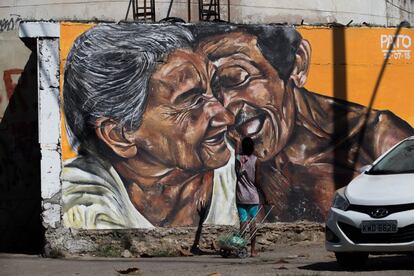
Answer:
top-left (217, 205), bottom-right (274, 258)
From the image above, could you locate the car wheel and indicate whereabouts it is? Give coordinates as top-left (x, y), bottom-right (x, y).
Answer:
top-left (335, 252), bottom-right (368, 269)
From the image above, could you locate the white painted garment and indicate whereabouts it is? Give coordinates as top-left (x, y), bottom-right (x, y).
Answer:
top-left (204, 145), bottom-right (239, 225)
top-left (62, 154), bottom-right (154, 229)
top-left (62, 145), bottom-right (239, 229)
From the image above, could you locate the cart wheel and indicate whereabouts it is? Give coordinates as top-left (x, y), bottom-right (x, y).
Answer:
top-left (237, 247), bottom-right (248, 259)
top-left (219, 248), bottom-right (230, 258)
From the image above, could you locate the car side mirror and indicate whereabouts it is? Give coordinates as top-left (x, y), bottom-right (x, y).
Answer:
top-left (359, 164), bottom-right (372, 173)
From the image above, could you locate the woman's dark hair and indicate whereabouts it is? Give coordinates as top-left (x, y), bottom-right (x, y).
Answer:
top-left (241, 137), bottom-right (255, 156)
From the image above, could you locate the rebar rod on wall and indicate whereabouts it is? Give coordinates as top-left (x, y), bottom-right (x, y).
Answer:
top-left (125, 0), bottom-right (156, 22)
top-left (198, 0), bottom-right (220, 21)
top-left (188, 0), bottom-right (191, 22)
top-left (227, 0), bottom-right (230, 22)
top-left (167, 0), bottom-right (174, 18)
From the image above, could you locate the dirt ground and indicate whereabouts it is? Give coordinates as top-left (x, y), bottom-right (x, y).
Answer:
top-left (1, 241), bottom-right (414, 276)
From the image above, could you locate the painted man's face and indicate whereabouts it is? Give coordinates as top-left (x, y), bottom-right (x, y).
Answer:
top-left (128, 49), bottom-right (234, 170)
top-left (197, 32), bottom-right (296, 161)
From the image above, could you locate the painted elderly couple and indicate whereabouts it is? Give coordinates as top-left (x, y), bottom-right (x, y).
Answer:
top-left (62, 23), bottom-right (413, 229)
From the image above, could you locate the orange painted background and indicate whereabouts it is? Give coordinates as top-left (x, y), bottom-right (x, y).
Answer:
top-left (60, 23), bottom-right (95, 160)
top-left (60, 24), bottom-right (414, 160)
top-left (298, 26), bottom-right (414, 125)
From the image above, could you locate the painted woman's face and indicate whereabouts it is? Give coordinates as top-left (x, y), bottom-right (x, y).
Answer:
top-left (128, 49), bottom-right (235, 170)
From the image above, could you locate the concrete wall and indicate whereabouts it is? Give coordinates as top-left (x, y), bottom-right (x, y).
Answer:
top-left (0, 14), bottom-right (29, 119)
top-left (1, 0), bottom-right (414, 25)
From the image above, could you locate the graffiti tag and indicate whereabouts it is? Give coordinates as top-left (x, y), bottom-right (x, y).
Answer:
top-left (0, 14), bottom-right (21, 33)
top-left (380, 34), bottom-right (412, 60)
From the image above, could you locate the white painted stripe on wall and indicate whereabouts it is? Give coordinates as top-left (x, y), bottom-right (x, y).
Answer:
top-left (19, 21), bottom-right (59, 37)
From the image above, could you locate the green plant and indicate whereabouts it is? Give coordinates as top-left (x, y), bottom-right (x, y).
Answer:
top-left (96, 244), bottom-right (121, 257)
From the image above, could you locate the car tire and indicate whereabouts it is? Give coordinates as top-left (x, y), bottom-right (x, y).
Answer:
top-left (335, 252), bottom-right (368, 269)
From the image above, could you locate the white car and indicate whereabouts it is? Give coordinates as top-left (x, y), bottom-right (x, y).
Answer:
top-left (326, 136), bottom-right (414, 268)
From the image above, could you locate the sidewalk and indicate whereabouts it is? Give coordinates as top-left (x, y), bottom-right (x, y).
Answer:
top-left (1, 242), bottom-right (413, 276)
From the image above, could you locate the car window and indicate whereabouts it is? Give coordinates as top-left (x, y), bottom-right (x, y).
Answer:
top-left (368, 140), bottom-right (414, 175)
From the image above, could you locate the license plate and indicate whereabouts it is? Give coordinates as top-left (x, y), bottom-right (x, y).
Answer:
top-left (361, 220), bottom-right (398, 233)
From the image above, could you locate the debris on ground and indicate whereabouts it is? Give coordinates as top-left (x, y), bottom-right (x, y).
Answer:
top-left (275, 258), bottom-right (289, 264)
top-left (121, 250), bottom-right (132, 258)
top-left (298, 253), bottom-right (310, 258)
top-left (178, 248), bottom-right (193, 256)
top-left (117, 267), bottom-right (141, 275)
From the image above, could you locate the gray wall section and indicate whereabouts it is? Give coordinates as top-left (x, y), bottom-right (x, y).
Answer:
top-left (0, 18), bottom-right (30, 119)
top-left (0, 1), bottom-right (413, 26)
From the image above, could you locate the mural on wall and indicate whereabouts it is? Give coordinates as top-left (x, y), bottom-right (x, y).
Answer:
top-left (61, 23), bottom-right (414, 229)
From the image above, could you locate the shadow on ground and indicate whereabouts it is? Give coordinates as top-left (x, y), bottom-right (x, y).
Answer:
top-left (300, 254), bottom-right (414, 272)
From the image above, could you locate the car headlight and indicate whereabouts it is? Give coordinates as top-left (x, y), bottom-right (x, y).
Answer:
top-left (332, 192), bottom-right (349, 211)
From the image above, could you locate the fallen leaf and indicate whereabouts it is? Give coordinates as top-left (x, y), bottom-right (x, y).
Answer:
top-left (298, 253), bottom-right (310, 258)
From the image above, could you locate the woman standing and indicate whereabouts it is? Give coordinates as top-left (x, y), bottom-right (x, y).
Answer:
top-left (235, 137), bottom-right (261, 257)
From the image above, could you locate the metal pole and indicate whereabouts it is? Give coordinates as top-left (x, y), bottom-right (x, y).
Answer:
top-left (207, 0), bottom-right (213, 21)
top-left (167, 0), bottom-right (174, 18)
top-left (227, 0), bottom-right (230, 22)
top-left (132, 0), bottom-right (136, 20)
top-left (152, 0), bottom-right (155, 21)
top-left (188, 0), bottom-right (191, 22)
top-left (144, 0), bottom-right (147, 21)
top-left (198, 0), bottom-right (202, 21)
top-left (217, 0), bottom-right (220, 20)
top-left (125, 0), bottom-right (133, 21)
